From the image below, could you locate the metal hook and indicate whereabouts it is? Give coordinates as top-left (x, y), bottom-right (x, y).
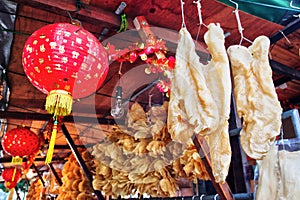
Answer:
top-left (214, 194), bottom-right (219, 200)
top-left (228, 0), bottom-right (252, 45)
top-left (180, 0), bottom-right (186, 28)
top-left (200, 194), bottom-right (205, 200)
top-left (193, 0), bottom-right (207, 28)
top-left (66, 10), bottom-right (82, 32)
top-left (290, 0), bottom-right (300, 10)
top-left (193, 0), bottom-right (208, 41)
top-left (229, 0), bottom-right (239, 10)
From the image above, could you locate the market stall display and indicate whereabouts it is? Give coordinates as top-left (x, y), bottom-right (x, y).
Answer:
top-left (1, 0), bottom-right (299, 199)
top-left (92, 102), bottom-right (210, 197)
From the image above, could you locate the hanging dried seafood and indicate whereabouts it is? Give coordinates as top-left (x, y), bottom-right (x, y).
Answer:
top-left (26, 178), bottom-right (44, 200)
top-left (45, 168), bottom-right (62, 195)
top-left (227, 36), bottom-right (282, 160)
top-left (56, 149), bottom-right (95, 200)
top-left (92, 102), bottom-right (209, 197)
top-left (167, 23), bottom-right (232, 183)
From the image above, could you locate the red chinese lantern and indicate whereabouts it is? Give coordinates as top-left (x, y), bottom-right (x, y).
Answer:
top-left (22, 23), bottom-right (109, 163)
top-left (1, 127), bottom-right (40, 161)
top-left (2, 167), bottom-right (22, 189)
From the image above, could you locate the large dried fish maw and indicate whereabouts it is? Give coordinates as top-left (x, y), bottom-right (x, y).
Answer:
top-left (167, 27), bottom-right (219, 143)
top-left (202, 23), bottom-right (232, 183)
top-left (228, 36), bottom-right (282, 160)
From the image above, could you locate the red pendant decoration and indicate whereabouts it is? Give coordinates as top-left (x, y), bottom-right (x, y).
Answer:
top-left (1, 127), bottom-right (40, 161)
top-left (2, 167), bottom-right (22, 189)
top-left (22, 23), bottom-right (109, 115)
top-left (22, 23), bottom-right (109, 163)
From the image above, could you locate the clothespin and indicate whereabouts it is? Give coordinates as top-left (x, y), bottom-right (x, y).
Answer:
top-left (117, 13), bottom-right (129, 33)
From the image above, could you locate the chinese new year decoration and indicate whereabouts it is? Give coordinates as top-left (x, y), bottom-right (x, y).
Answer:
top-left (106, 35), bottom-right (175, 96)
top-left (22, 23), bottom-right (109, 163)
top-left (2, 167), bottom-right (22, 189)
top-left (1, 127), bottom-right (40, 164)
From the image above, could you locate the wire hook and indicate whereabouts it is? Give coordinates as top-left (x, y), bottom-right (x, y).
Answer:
top-left (180, 0), bottom-right (186, 28)
top-left (290, 0), bottom-right (300, 10)
top-left (193, 0), bottom-right (207, 28)
top-left (193, 0), bottom-right (208, 41)
top-left (214, 194), bottom-right (219, 200)
top-left (66, 10), bottom-right (82, 32)
top-left (200, 194), bottom-right (205, 200)
top-left (229, 0), bottom-right (252, 45)
top-left (279, 30), bottom-right (292, 45)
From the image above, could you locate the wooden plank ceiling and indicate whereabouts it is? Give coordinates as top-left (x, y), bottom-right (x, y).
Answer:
top-left (1, 0), bottom-right (300, 172)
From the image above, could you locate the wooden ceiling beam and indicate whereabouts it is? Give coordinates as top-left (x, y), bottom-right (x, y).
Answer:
top-left (0, 111), bottom-right (116, 124)
top-left (11, 0), bottom-right (208, 54)
top-left (270, 18), bottom-right (300, 44)
top-left (270, 59), bottom-right (300, 81)
top-left (10, 0), bottom-right (133, 29)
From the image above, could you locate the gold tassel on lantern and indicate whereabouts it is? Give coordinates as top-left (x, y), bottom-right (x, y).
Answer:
top-left (11, 157), bottom-right (22, 165)
top-left (45, 90), bottom-right (73, 117)
top-left (11, 167), bottom-right (17, 182)
top-left (45, 120), bottom-right (58, 164)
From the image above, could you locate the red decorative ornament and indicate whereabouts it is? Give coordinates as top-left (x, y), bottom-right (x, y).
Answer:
top-left (105, 35), bottom-right (174, 96)
top-left (22, 23), bottom-right (109, 116)
top-left (22, 23), bottom-right (109, 163)
top-left (22, 155), bottom-right (35, 172)
top-left (2, 167), bottom-right (22, 189)
top-left (1, 127), bottom-right (40, 159)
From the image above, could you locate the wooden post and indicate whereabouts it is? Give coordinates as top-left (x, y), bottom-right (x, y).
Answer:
top-left (193, 135), bottom-right (234, 200)
top-left (227, 94), bottom-right (251, 193)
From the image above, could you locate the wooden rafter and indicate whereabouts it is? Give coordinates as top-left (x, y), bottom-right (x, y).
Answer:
top-left (10, 0), bottom-right (133, 29)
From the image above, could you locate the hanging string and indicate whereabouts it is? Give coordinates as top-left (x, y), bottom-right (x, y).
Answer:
top-left (229, 0), bottom-right (252, 45)
top-left (118, 62), bottom-right (123, 86)
top-left (147, 86), bottom-right (155, 123)
top-left (118, 62), bottom-right (123, 78)
top-left (193, 0), bottom-right (207, 41)
top-left (279, 30), bottom-right (292, 45)
top-left (279, 125), bottom-right (286, 151)
top-left (180, 0), bottom-right (186, 28)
